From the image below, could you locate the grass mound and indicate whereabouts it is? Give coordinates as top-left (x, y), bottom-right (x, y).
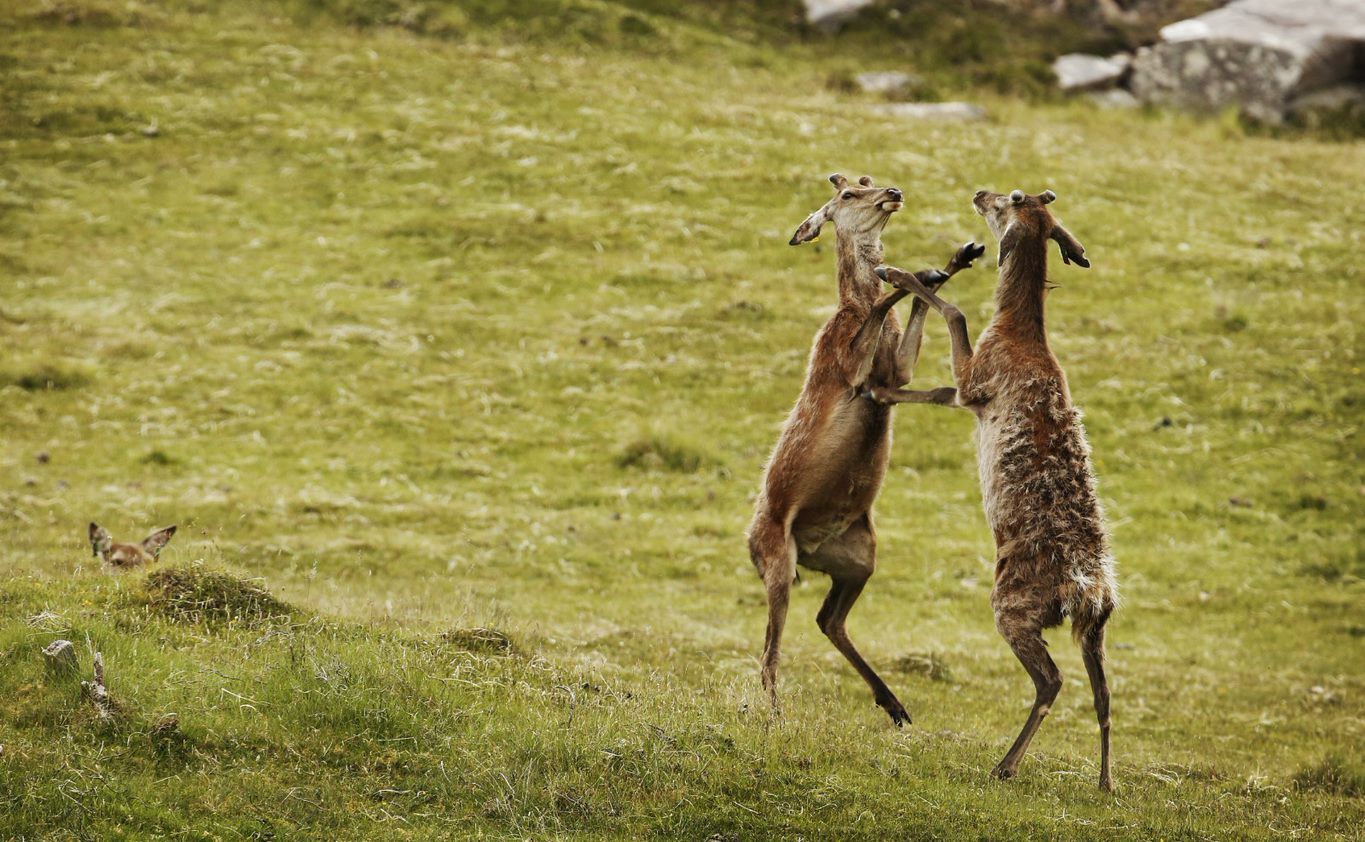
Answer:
top-left (616, 435), bottom-right (714, 473)
top-left (1, 361), bottom-right (91, 391)
top-left (892, 651), bottom-right (954, 683)
top-left (441, 626), bottom-right (517, 655)
top-left (1294, 755), bottom-right (1365, 797)
top-left (143, 565), bottom-right (291, 626)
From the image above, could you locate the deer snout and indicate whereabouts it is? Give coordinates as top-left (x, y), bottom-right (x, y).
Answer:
top-left (885, 188), bottom-right (903, 202)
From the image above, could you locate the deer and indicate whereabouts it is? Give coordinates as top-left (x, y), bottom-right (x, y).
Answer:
top-left (868, 188), bottom-right (1118, 790)
top-left (88, 522), bottom-right (177, 569)
top-left (747, 172), bottom-right (985, 726)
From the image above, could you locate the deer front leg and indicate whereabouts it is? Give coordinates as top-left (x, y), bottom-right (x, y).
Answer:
top-left (864, 385), bottom-right (958, 406)
top-left (843, 288), bottom-right (909, 388)
top-left (877, 265), bottom-right (976, 386)
top-left (845, 266), bottom-right (956, 387)
top-left (891, 242), bottom-right (985, 386)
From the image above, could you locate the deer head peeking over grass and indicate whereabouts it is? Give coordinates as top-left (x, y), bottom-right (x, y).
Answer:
top-left (89, 522), bottom-right (177, 569)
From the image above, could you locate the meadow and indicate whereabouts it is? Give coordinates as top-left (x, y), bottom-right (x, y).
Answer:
top-left (1, 0), bottom-right (1362, 837)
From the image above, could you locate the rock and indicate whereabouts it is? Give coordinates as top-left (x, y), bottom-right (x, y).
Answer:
top-left (1129, 0), bottom-right (1365, 123)
top-left (803, 0), bottom-right (876, 33)
top-left (1088, 88), bottom-right (1141, 109)
top-left (42, 639), bottom-right (78, 677)
top-left (872, 102), bottom-right (988, 121)
top-left (1053, 53), bottom-right (1132, 91)
top-left (855, 71), bottom-right (924, 99)
top-left (1287, 83), bottom-right (1365, 126)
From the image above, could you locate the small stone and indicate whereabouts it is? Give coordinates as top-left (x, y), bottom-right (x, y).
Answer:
top-left (873, 102), bottom-right (988, 121)
top-left (854, 71), bottom-right (923, 99)
top-left (1088, 89), bottom-right (1140, 109)
top-left (1053, 53), bottom-right (1130, 92)
top-left (142, 124), bottom-right (160, 138)
top-left (36, 451), bottom-right (50, 464)
top-left (1229, 496), bottom-right (1254, 508)
top-left (43, 639), bottom-right (79, 677)
top-left (803, 0), bottom-right (876, 33)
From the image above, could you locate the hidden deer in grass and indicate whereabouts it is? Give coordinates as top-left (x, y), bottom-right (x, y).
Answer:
top-left (747, 173), bottom-right (985, 726)
top-left (871, 188), bottom-right (1118, 790)
top-left (88, 522), bottom-right (177, 569)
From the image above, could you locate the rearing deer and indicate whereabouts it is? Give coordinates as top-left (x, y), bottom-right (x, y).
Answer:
top-left (871, 188), bottom-right (1118, 790)
top-left (748, 173), bottom-right (984, 726)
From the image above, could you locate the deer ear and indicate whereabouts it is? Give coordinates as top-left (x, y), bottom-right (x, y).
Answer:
top-left (141, 525), bottom-right (177, 558)
top-left (789, 207), bottom-right (828, 245)
top-left (857, 175), bottom-right (874, 187)
top-left (1040, 190), bottom-right (1057, 204)
top-left (1010, 189), bottom-right (1026, 204)
top-left (828, 173), bottom-right (848, 189)
top-left (1051, 223), bottom-right (1090, 268)
top-left (89, 522), bottom-right (112, 558)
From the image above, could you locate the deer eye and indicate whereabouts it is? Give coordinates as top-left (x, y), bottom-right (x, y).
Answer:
top-left (841, 192), bottom-right (854, 200)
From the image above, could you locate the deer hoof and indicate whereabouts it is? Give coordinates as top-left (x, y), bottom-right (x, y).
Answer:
top-left (883, 699), bottom-right (912, 727)
top-left (925, 269), bottom-right (949, 285)
top-left (874, 266), bottom-right (890, 282)
top-left (990, 763), bottom-right (1018, 781)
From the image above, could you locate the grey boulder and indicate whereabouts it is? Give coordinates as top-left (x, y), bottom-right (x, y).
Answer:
top-left (1129, 0), bottom-right (1365, 123)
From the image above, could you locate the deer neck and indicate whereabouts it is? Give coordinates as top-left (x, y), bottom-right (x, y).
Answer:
top-left (835, 230), bottom-right (885, 310)
top-left (992, 234), bottom-right (1050, 345)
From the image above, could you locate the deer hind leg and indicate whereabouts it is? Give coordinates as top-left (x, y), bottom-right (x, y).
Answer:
top-left (992, 609), bottom-right (1063, 781)
top-left (805, 516), bottom-right (909, 726)
top-left (750, 517), bottom-right (797, 715)
top-left (1078, 607), bottom-right (1115, 792)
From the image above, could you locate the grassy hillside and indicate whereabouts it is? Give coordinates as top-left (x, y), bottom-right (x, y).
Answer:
top-left (1, 0), bottom-right (1362, 837)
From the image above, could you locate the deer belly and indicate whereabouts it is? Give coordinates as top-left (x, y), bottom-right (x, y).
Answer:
top-left (975, 414), bottom-right (1013, 535)
top-left (789, 402), bottom-right (891, 552)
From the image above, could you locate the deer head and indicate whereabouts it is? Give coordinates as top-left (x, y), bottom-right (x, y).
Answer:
top-left (790, 174), bottom-right (905, 246)
top-left (89, 522), bottom-right (177, 569)
top-left (972, 188), bottom-right (1090, 269)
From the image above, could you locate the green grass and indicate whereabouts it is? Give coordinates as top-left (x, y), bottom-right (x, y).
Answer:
top-left (1, 0), bottom-right (1363, 838)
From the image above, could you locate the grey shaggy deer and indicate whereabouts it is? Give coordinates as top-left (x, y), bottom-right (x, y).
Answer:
top-left (872, 188), bottom-right (1118, 790)
top-left (748, 172), bottom-right (984, 726)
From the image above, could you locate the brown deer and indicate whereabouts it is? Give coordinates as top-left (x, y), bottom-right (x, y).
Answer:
top-left (748, 173), bottom-right (985, 726)
top-left (89, 522), bottom-right (177, 569)
top-left (871, 188), bottom-right (1118, 790)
